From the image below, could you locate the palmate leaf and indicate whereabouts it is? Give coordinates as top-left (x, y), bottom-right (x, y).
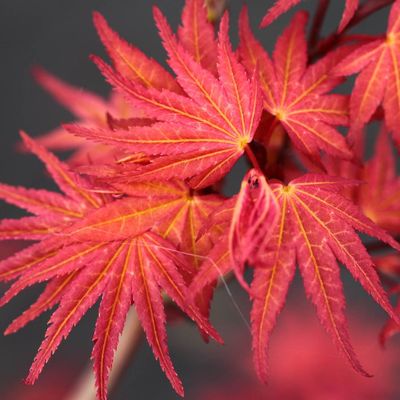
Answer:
top-left (380, 300), bottom-right (400, 343)
top-left (239, 9), bottom-right (353, 159)
top-left (33, 67), bottom-right (110, 124)
top-left (93, 12), bottom-right (182, 94)
top-left (32, 68), bottom-right (132, 165)
top-left (261, 0), bottom-right (358, 33)
top-left (111, 180), bottom-right (226, 333)
top-left (178, 0), bottom-right (218, 74)
top-left (191, 169), bottom-right (279, 296)
top-left (25, 233), bottom-right (216, 399)
top-left (0, 136), bottom-right (221, 399)
top-left (0, 132), bottom-right (102, 244)
top-left (78, 10), bottom-right (263, 189)
top-left (334, 0), bottom-right (400, 146)
top-left (374, 254), bottom-right (400, 344)
top-left (36, 8), bottom-right (197, 164)
top-left (325, 126), bottom-right (400, 236)
top-left (192, 173), bottom-right (400, 383)
top-left (229, 169), bottom-right (279, 286)
top-left (251, 174), bottom-right (400, 382)
top-left (358, 128), bottom-right (400, 235)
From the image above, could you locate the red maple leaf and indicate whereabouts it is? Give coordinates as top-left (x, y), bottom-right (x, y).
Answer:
top-left (261, 0), bottom-right (359, 33)
top-left (333, 0), bottom-right (400, 146)
top-left (177, 0), bottom-right (218, 73)
top-left (189, 169), bottom-right (280, 295)
top-left (32, 4), bottom-right (191, 166)
top-left (358, 129), bottom-right (400, 235)
top-left (0, 134), bottom-right (221, 399)
top-left (374, 253), bottom-right (400, 344)
top-left (93, 12), bottom-right (182, 94)
top-left (239, 9), bottom-right (353, 160)
top-left (229, 169), bottom-right (280, 288)
top-left (115, 179), bottom-right (227, 330)
top-left (2, 1), bottom-right (400, 399)
top-left (31, 67), bottom-right (131, 165)
top-left (192, 173), bottom-right (400, 382)
top-left (69, 9), bottom-right (262, 189)
top-left (324, 126), bottom-right (400, 236)
top-left (251, 174), bottom-right (400, 381)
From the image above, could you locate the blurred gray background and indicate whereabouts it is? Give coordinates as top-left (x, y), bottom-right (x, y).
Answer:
top-left (0, 1), bottom-right (398, 399)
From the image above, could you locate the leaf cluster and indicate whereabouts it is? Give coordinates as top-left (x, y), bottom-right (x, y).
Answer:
top-left (0, 1), bottom-right (399, 399)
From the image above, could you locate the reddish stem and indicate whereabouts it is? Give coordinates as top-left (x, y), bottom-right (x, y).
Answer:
top-left (245, 144), bottom-right (262, 171)
top-left (309, 0), bottom-right (329, 47)
top-left (347, 0), bottom-right (394, 31)
top-left (264, 117), bottom-right (280, 147)
top-left (311, 0), bottom-right (394, 58)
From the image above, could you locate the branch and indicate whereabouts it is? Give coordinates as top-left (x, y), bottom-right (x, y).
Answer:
top-left (347, 0), bottom-right (394, 31)
top-left (65, 308), bottom-right (143, 400)
top-left (309, 0), bottom-right (329, 47)
top-left (311, 0), bottom-right (394, 59)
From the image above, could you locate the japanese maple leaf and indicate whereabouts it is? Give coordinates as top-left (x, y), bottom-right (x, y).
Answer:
top-left (0, 135), bottom-right (221, 399)
top-left (177, 0), bottom-right (218, 74)
top-left (358, 129), bottom-right (400, 235)
top-left (261, 0), bottom-right (359, 33)
top-left (0, 131), bottom-right (104, 244)
top-left (333, 0), bottom-right (400, 146)
top-left (229, 169), bottom-right (279, 286)
top-left (33, 3), bottom-right (192, 165)
top-left (192, 173), bottom-right (400, 383)
top-left (190, 169), bottom-right (279, 296)
top-left (76, 10), bottom-right (263, 189)
top-left (374, 254), bottom-right (400, 344)
top-left (32, 67), bottom-right (132, 165)
top-left (94, 0), bottom-right (218, 86)
top-left (93, 12), bottom-right (182, 94)
top-left (381, 298), bottom-right (400, 342)
top-left (239, 9), bottom-right (353, 160)
top-left (116, 179), bottom-right (227, 327)
top-left (250, 174), bottom-right (400, 382)
top-left (324, 126), bottom-right (400, 236)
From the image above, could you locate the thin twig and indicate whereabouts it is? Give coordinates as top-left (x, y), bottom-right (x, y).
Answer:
top-left (346, 0), bottom-right (394, 31)
top-left (245, 144), bottom-right (262, 171)
top-left (311, 0), bottom-right (394, 59)
top-left (309, 0), bottom-right (329, 47)
top-left (65, 308), bottom-right (143, 400)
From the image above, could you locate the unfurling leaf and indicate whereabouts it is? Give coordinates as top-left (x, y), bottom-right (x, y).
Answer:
top-left (229, 169), bottom-right (279, 286)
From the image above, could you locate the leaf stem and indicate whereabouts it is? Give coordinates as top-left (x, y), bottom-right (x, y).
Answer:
top-left (65, 308), bottom-right (143, 400)
top-left (245, 144), bottom-right (262, 171)
top-left (309, 0), bottom-right (329, 48)
top-left (311, 0), bottom-right (394, 59)
top-left (264, 117), bottom-right (280, 148)
top-left (346, 0), bottom-right (394, 31)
